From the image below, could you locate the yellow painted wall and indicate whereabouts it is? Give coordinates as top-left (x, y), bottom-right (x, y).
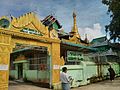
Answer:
top-left (0, 34), bottom-right (12, 90)
top-left (51, 42), bottom-right (61, 84)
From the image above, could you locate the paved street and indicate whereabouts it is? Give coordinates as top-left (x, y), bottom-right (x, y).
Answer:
top-left (9, 77), bottom-right (120, 90)
top-left (72, 77), bottom-right (120, 90)
top-left (8, 81), bottom-right (50, 90)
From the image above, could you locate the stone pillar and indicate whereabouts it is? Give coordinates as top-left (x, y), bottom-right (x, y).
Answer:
top-left (0, 34), bottom-right (12, 90)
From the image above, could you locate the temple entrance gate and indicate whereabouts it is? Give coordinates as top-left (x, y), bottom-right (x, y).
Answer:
top-left (0, 13), bottom-right (61, 90)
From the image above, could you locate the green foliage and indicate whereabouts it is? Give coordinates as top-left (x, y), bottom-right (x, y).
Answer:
top-left (102, 0), bottom-right (120, 42)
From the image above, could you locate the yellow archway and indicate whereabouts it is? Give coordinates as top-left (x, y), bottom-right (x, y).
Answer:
top-left (0, 12), bottom-right (61, 90)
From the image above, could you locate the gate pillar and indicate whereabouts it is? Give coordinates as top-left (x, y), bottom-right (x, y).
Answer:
top-left (51, 42), bottom-right (61, 89)
top-left (0, 33), bottom-right (13, 90)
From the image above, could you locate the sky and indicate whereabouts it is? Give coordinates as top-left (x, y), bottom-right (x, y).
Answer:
top-left (0, 0), bottom-right (110, 41)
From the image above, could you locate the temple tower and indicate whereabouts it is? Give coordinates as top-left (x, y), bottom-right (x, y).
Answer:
top-left (70, 11), bottom-right (80, 38)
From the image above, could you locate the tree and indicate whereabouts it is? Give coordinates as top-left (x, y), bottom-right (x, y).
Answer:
top-left (102, 0), bottom-right (120, 42)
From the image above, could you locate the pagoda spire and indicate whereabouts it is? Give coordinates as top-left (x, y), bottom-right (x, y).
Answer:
top-left (70, 11), bottom-right (80, 38)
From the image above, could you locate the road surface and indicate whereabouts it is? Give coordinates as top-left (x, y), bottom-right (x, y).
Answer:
top-left (9, 77), bottom-right (120, 90)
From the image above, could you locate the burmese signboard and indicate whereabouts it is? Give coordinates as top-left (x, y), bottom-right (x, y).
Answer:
top-left (67, 51), bottom-right (83, 61)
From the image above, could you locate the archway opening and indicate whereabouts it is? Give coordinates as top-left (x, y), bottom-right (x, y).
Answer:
top-left (9, 43), bottom-right (50, 88)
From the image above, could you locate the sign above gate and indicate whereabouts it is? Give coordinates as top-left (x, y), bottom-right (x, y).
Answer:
top-left (20, 28), bottom-right (43, 36)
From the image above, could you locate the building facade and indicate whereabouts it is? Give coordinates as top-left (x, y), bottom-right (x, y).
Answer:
top-left (0, 11), bottom-right (119, 90)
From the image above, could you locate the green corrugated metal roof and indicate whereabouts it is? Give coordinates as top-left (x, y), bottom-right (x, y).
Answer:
top-left (91, 36), bottom-right (106, 44)
top-left (61, 41), bottom-right (97, 51)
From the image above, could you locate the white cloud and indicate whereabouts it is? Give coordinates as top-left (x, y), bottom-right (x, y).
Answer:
top-left (78, 23), bottom-right (105, 41)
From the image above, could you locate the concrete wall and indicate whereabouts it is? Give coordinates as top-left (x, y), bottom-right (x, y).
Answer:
top-left (25, 70), bottom-right (50, 82)
top-left (9, 60), bottom-right (120, 89)
top-left (60, 61), bottom-right (120, 88)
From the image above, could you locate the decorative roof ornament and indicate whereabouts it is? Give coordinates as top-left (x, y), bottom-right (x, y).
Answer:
top-left (73, 11), bottom-right (76, 18)
top-left (0, 16), bottom-right (10, 28)
top-left (84, 34), bottom-right (89, 43)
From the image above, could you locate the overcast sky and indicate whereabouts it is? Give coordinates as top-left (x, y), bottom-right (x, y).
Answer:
top-left (0, 0), bottom-right (110, 41)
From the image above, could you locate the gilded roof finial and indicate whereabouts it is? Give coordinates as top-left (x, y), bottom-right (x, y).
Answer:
top-left (73, 11), bottom-right (76, 18)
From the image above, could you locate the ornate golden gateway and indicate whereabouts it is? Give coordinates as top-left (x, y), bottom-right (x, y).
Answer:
top-left (0, 12), bottom-right (61, 90)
